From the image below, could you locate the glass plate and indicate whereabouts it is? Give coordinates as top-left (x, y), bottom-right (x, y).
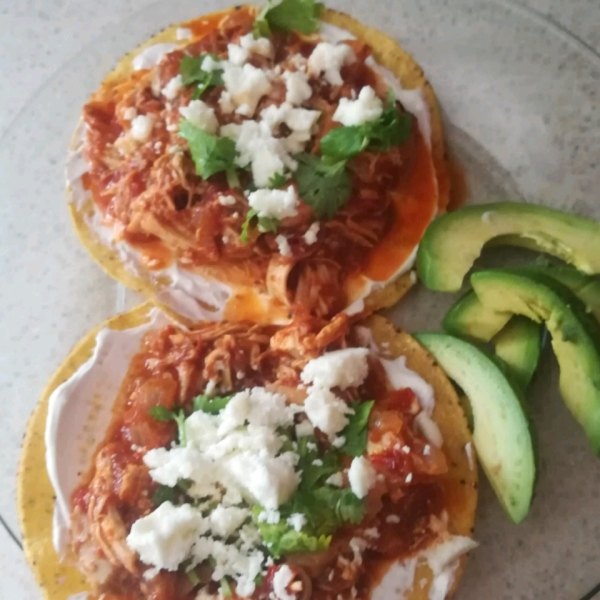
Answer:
top-left (1, 0), bottom-right (599, 598)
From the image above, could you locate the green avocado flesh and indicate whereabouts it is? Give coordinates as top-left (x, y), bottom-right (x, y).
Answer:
top-left (493, 316), bottom-right (543, 390)
top-left (414, 332), bottom-right (535, 524)
top-left (443, 291), bottom-right (512, 340)
top-left (471, 269), bottom-right (600, 454)
top-left (417, 202), bottom-right (600, 291)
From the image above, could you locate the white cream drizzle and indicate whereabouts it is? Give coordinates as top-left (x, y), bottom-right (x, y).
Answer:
top-left (45, 308), bottom-right (170, 555)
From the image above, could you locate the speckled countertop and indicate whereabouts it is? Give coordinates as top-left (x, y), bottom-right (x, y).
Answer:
top-left (1, 1), bottom-right (599, 599)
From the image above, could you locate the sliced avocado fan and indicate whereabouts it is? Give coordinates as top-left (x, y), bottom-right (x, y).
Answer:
top-left (471, 269), bottom-right (600, 454)
top-left (414, 332), bottom-right (535, 524)
top-left (417, 202), bottom-right (600, 291)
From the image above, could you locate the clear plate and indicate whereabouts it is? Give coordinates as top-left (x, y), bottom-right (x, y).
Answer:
top-left (1, 0), bottom-right (599, 598)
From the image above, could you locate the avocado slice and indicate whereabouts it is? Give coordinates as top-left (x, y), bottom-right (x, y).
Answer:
top-left (414, 332), bottom-right (535, 524)
top-left (417, 203), bottom-right (600, 291)
top-left (493, 316), bottom-right (544, 390)
top-left (443, 290), bottom-right (512, 340)
top-left (444, 263), bottom-right (600, 342)
top-left (471, 269), bottom-right (600, 453)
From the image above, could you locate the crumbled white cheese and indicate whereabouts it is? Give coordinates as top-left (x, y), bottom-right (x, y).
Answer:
top-left (348, 457), bottom-right (377, 499)
top-left (349, 536), bottom-right (368, 565)
top-left (331, 436), bottom-right (346, 449)
top-left (289, 53), bottom-right (308, 72)
top-left (261, 102), bottom-right (321, 136)
top-left (257, 509), bottom-right (281, 524)
top-left (273, 565), bottom-right (296, 600)
top-left (303, 222), bottom-right (320, 245)
top-left (209, 505), bottom-right (250, 539)
top-left (301, 348), bottom-right (370, 390)
top-left (130, 115), bottom-right (153, 141)
top-left (126, 502), bottom-right (205, 571)
top-left (303, 387), bottom-right (353, 437)
top-left (283, 70), bottom-right (312, 105)
top-left (364, 527), bottom-right (380, 539)
top-left (325, 472), bottom-right (344, 487)
top-left (222, 63), bottom-right (272, 116)
top-left (218, 194), bottom-right (237, 206)
top-left (308, 42), bottom-right (356, 85)
top-left (178, 99), bottom-right (218, 135)
top-left (222, 121), bottom-right (290, 187)
top-left (295, 420), bottom-right (314, 438)
top-left (132, 43), bottom-right (178, 71)
top-left (162, 74), bottom-right (183, 100)
top-left (481, 211), bottom-right (493, 224)
top-left (239, 33), bottom-right (273, 58)
top-left (276, 235), bottom-right (292, 257)
top-left (405, 473), bottom-right (413, 483)
top-left (386, 514), bottom-right (401, 524)
top-left (228, 43), bottom-right (249, 66)
top-left (333, 86), bottom-right (383, 126)
top-left (123, 106), bottom-right (137, 120)
top-left (224, 451), bottom-right (299, 510)
top-left (202, 55), bottom-right (222, 73)
top-left (247, 187), bottom-right (299, 220)
top-left (219, 91), bottom-right (235, 114)
top-left (286, 513), bottom-right (307, 532)
top-left (176, 27), bottom-right (192, 40)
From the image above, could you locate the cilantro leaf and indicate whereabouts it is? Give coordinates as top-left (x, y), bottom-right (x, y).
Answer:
top-left (256, 0), bottom-right (324, 36)
top-left (220, 578), bottom-right (233, 598)
top-left (152, 484), bottom-right (176, 507)
top-left (340, 401), bottom-right (375, 457)
top-left (180, 54), bottom-right (224, 99)
top-left (240, 209), bottom-right (279, 242)
top-left (268, 172), bottom-right (288, 189)
top-left (257, 524), bottom-right (331, 558)
top-left (148, 406), bottom-right (187, 446)
top-left (366, 91), bottom-right (412, 152)
top-left (296, 436), bottom-right (342, 490)
top-left (320, 92), bottom-right (412, 163)
top-left (320, 126), bottom-right (368, 161)
top-left (179, 120), bottom-right (238, 180)
top-left (148, 406), bottom-right (175, 421)
top-left (192, 394), bottom-right (233, 414)
top-left (295, 153), bottom-right (352, 220)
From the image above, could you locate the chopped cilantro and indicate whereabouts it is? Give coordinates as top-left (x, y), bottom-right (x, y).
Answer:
top-left (180, 54), bottom-right (224, 99)
top-left (254, 514), bottom-right (332, 558)
top-left (340, 401), bottom-right (375, 457)
top-left (186, 569), bottom-right (201, 586)
top-left (148, 406), bottom-right (187, 446)
top-left (192, 394), bottom-right (233, 414)
top-left (268, 172), bottom-right (288, 189)
top-left (366, 90), bottom-right (413, 152)
top-left (320, 126), bottom-right (369, 161)
top-left (152, 484), bottom-right (176, 507)
top-left (254, 434), bottom-right (365, 557)
top-left (148, 405), bottom-right (175, 421)
top-left (295, 153), bottom-right (352, 220)
top-left (320, 91), bottom-right (412, 163)
top-left (179, 120), bottom-right (238, 181)
top-left (240, 209), bottom-right (279, 242)
top-left (254, 0), bottom-right (324, 36)
top-left (220, 578), bottom-right (233, 597)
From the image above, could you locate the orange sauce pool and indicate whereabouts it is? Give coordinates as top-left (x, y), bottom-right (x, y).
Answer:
top-left (362, 128), bottom-right (438, 282)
